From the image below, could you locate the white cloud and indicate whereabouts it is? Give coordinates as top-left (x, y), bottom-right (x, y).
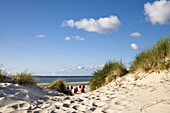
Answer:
top-left (65, 36), bottom-right (85, 41)
top-left (36, 34), bottom-right (46, 38)
top-left (130, 32), bottom-right (141, 37)
top-left (62, 20), bottom-right (75, 27)
top-left (72, 36), bottom-right (85, 41)
top-left (65, 37), bottom-right (71, 40)
top-left (77, 66), bottom-right (85, 70)
top-left (130, 43), bottom-right (139, 50)
top-left (51, 64), bottom-right (103, 73)
top-left (144, 0), bottom-right (170, 25)
top-left (62, 15), bottom-right (121, 34)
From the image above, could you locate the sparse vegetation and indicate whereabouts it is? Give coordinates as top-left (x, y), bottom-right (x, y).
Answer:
top-left (13, 72), bottom-right (38, 85)
top-left (89, 61), bottom-right (128, 91)
top-left (130, 36), bottom-right (170, 73)
top-left (49, 79), bottom-right (72, 95)
top-left (38, 84), bottom-right (49, 88)
top-left (0, 65), bottom-right (12, 83)
top-left (0, 67), bottom-right (8, 82)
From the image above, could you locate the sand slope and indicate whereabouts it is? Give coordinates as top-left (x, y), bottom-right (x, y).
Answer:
top-left (0, 71), bottom-right (170, 113)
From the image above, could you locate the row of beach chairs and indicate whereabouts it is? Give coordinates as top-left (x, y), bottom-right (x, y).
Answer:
top-left (67, 85), bottom-right (85, 93)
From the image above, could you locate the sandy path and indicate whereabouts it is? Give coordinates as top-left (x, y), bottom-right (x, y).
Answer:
top-left (0, 71), bottom-right (170, 113)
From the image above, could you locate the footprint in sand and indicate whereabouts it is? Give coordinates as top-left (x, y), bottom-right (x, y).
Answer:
top-left (115, 100), bottom-right (129, 106)
top-left (72, 104), bottom-right (87, 111)
top-left (19, 103), bottom-right (30, 109)
top-left (63, 103), bottom-right (70, 108)
top-left (92, 102), bottom-right (98, 107)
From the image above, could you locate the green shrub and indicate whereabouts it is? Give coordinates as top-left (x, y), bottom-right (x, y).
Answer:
top-left (89, 61), bottom-right (127, 91)
top-left (49, 79), bottom-right (72, 95)
top-left (13, 72), bottom-right (37, 85)
top-left (130, 36), bottom-right (170, 73)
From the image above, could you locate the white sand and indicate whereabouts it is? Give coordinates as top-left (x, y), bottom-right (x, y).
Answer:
top-left (0, 70), bottom-right (170, 113)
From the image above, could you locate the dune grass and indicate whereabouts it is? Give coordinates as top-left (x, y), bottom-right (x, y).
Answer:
top-left (49, 79), bottom-right (72, 95)
top-left (130, 36), bottom-right (170, 73)
top-left (13, 72), bottom-right (38, 85)
top-left (0, 68), bottom-right (8, 82)
top-left (89, 61), bottom-right (128, 91)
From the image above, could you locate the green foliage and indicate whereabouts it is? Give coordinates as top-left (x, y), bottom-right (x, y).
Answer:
top-left (49, 79), bottom-right (72, 95)
top-left (130, 36), bottom-right (170, 73)
top-left (13, 72), bottom-right (37, 85)
top-left (89, 61), bottom-right (127, 91)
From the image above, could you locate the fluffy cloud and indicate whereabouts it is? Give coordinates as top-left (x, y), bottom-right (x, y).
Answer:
top-left (36, 34), bottom-right (46, 38)
top-left (65, 37), bottom-right (71, 40)
top-left (130, 43), bottom-right (140, 50)
top-left (72, 36), bottom-right (85, 41)
top-left (130, 32), bottom-right (141, 37)
top-left (65, 36), bottom-right (85, 41)
top-left (62, 16), bottom-right (121, 34)
top-left (144, 0), bottom-right (170, 25)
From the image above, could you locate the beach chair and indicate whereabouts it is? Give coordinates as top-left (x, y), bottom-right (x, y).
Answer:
top-left (79, 85), bottom-right (81, 88)
top-left (80, 88), bottom-right (85, 93)
top-left (74, 87), bottom-right (77, 93)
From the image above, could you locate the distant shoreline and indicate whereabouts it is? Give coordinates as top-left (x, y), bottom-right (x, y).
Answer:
top-left (37, 82), bottom-right (89, 86)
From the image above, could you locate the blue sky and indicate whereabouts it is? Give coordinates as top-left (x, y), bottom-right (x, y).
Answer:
top-left (0, 0), bottom-right (170, 75)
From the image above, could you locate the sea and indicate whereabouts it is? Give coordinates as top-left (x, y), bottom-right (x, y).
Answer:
top-left (33, 75), bottom-right (92, 83)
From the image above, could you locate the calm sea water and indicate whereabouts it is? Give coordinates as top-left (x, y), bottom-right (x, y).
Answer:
top-left (33, 75), bottom-right (92, 83)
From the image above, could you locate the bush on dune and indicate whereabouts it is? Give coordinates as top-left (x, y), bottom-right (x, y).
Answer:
top-left (130, 36), bottom-right (170, 73)
top-left (49, 79), bottom-right (72, 95)
top-left (13, 72), bottom-right (38, 85)
top-left (89, 61), bottom-right (128, 91)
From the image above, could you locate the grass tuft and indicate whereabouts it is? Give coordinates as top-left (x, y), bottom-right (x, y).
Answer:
top-left (130, 36), bottom-right (170, 73)
top-left (89, 60), bottom-right (128, 91)
top-left (13, 72), bottom-right (38, 85)
top-left (49, 79), bottom-right (72, 95)
top-left (0, 65), bottom-right (13, 83)
top-left (0, 68), bottom-right (8, 82)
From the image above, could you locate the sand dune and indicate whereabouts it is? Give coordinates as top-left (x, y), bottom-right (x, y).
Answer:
top-left (0, 71), bottom-right (170, 113)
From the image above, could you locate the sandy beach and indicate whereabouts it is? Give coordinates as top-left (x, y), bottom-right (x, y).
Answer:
top-left (0, 70), bottom-right (170, 113)
top-left (1, 0), bottom-right (170, 112)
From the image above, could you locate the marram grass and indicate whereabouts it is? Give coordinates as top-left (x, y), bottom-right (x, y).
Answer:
top-left (89, 61), bottom-right (128, 91)
top-left (13, 72), bottom-right (38, 85)
top-left (0, 68), bottom-right (8, 82)
top-left (130, 36), bottom-right (170, 73)
top-left (49, 79), bottom-right (72, 95)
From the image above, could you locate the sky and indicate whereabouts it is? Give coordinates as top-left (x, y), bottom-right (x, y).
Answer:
top-left (0, 0), bottom-right (170, 75)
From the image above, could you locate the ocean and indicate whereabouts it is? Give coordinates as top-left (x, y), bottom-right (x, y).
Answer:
top-left (33, 75), bottom-right (92, 83)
